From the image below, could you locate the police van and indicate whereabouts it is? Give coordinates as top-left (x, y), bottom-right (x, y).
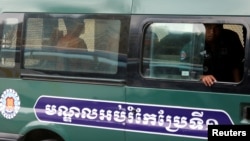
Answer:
top-left (0, 0), bottom-right (250, 140)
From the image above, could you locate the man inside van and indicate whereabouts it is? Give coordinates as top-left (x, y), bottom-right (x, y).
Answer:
top-left (57, 19), bottom-right (87, 49)
top-left (200, 24), bottom-right (244, 86)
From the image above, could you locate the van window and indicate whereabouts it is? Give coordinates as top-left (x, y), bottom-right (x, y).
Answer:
top-left (142, 23), bottom-right (205, 80)
top-left (0, 18), bottom-right (19, 68)
top-left (24, 14), bottom-right (122, 75)
top-left (142, 23), bottom-right (245, 82)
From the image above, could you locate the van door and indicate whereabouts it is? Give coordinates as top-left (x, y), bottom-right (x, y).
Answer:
top-left (125, 15), bottom-right (250, 141)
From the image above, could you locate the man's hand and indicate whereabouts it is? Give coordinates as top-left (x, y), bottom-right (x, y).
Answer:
top-left (200, 75), bottom-right (217, 87)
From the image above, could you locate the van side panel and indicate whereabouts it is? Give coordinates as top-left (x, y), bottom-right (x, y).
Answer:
top-left (125, 15), bottom-right (250, 141)
top-left (0, 12), bottom-right (130, 141)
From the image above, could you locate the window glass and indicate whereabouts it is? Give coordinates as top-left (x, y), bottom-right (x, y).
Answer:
top-left (142, 23), bottom-right (245, 83)
top-left (142, 23), bottom-right (205, 80)
top-left (24, 15), bottom-right (121, 75)
top-left (0, 18), bottom-right (18, 68)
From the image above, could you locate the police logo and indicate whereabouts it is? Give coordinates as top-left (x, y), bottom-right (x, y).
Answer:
top-left (0, 89), bottom-right (20, 119)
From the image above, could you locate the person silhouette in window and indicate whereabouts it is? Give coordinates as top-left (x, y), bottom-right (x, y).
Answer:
top-left (200, 24), bottom-right (244, 86)
top-left (57, 19), bottom-right (87, 49)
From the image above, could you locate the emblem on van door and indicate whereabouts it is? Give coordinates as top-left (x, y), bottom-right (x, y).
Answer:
top-left (0, 89), bottom-right (21, 119)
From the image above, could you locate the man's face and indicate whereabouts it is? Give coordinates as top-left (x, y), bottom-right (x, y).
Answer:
top-left (205, 24), bottom-right (221, 42)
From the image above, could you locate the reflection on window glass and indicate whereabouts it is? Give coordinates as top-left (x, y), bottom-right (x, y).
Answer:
top-left (24, 15), bottom-right (121, 75)
top-left (142, 23), bottom-right (205, 80)
top-left (0, 18), bottom-right (18, 68)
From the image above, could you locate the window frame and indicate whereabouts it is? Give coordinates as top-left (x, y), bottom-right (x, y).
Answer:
top-left (127, 15), bottom-right (250, 94)
top-left (20, 13), bottom-right (130, 83)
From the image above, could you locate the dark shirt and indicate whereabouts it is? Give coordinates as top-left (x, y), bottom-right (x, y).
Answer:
top-left (203, 29), bottom-right (244, 82)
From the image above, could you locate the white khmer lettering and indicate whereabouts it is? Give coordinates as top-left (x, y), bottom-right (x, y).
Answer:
top-left (43, 104), bottom-right (220, 133)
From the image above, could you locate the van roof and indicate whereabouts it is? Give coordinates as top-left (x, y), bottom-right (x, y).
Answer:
top-left (1, 0), bottom-right (250, 15)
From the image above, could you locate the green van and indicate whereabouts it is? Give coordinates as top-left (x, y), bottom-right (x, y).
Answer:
top-left (0, 0), bottom-right (250, 140)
